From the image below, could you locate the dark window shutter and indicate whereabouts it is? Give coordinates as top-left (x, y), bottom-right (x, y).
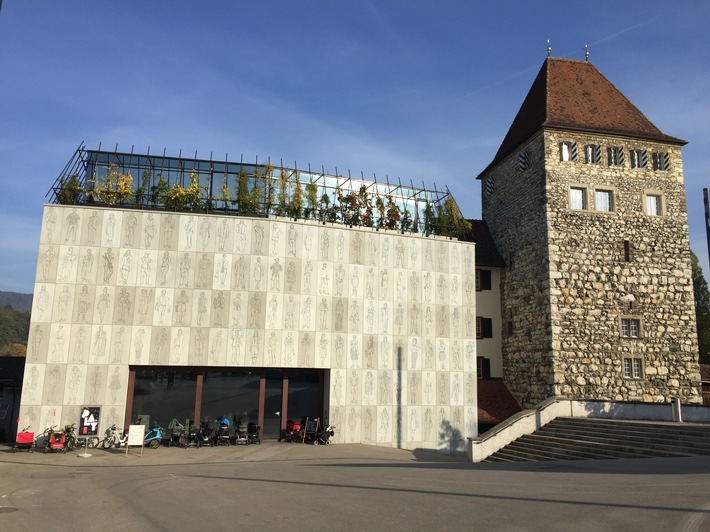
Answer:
top-left (482, 318), bottom-right (493, 338)
top-left (481, 270), bottom-right (492, 290)
top-left (483, 358), bottom-right (491, 379)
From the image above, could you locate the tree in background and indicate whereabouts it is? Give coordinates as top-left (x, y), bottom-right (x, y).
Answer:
top-left (691, 251), bottom-right (710, 364)
top-left (0, 305), bottom-right (30, 356)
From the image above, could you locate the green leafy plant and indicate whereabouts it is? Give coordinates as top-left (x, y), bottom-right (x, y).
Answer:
top-left (304, 181), bottom-right (319, 219)
top-left (151, 173), bottom-right (169, 205)
top-left (287, 176), bottom-right (303, 219)
top-left (93, 164), bottom-right (134, 206)
top-left (358, 185), bottom-right (374, 227)
top-left (384, 195), bottom-right (401, 230)
top-left (164, 172), bottom-right (205, 212)
top-left (56, 174), bottom-right (84, 204)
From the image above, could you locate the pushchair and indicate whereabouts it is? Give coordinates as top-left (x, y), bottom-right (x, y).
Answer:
top-left (214, 417), bottom-right (231, 446)
top-left (44, 426), bottom-right (66, 453)
top-left (284, 419), bottom-right (302, 443)
top-left (197, 423), bottom-right (214, 447)
top-left (233, 420), bottom-right (249, 445)
top-left (168, 419), bottom-right (184, 447)
top-left (247, 422), bottom-right (261, 445)
top-left (316, 424), bottom-right (336, 445)
top-left (13, 426), bottom-right (35, 452)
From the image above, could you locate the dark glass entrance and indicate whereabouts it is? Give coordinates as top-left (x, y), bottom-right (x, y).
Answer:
top-left (127, 367), bottom-right (323, 440)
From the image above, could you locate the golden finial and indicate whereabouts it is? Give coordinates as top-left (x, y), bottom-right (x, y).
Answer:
top-left (584, 44), bottom-right (589, 62)
top-left (547, 39), bottom-right (551, 57)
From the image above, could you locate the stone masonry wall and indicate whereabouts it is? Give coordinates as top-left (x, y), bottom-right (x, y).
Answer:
top-left (544, 130), bottom-right (702, 403)
top-left (481, 132), bottom-right (555, 408)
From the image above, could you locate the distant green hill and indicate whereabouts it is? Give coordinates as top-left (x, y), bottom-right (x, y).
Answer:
top-left (0, 304), bottom-right (30, 355)
top-left (0, 291), bottom-right (32, 313)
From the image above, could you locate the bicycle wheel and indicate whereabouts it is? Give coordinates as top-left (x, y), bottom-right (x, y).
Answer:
top-left (102, 437), bottom-right (114, 449)
top-left (87, 437), bottom-right (100, 449)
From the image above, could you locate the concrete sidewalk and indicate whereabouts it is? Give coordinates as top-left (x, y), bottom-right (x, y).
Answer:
top-left (1, 442), bottom-right (709, 531)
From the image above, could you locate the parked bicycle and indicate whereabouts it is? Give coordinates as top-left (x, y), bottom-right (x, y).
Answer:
top-left (100, 424), bottom-right (128, 449)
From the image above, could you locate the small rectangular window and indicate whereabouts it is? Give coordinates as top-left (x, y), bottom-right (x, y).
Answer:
top-left (585, 144), bottom-right (602, 165)
top-left (621, 318), bottom-right (641, 338)
top-left (652, 152), bottom-right (670, 171)
top-left (623, 358), bottom-right (643, 379)
top-left (595, 189), bottom-right (614, 212)
top-left (570, 187), bottom-right (587, 210)
top-left (518, 151), bottom-right (530, 172)
top-left (646, 194), bottom-right (662, 216)
top-left (477, 357), bottom-right (491, 379)
top-left (476, 317), bottom-right (493, 339)
top-left (475, 269), bottom-right (491, 291)
top-left (608, 146), bottom-right (625, 166)
top-left (630, 149), bottom-right (648, 169)
top-left (623, 240), bottom-right (631, 262)
top-left (560, 141), bottom-right (578, 162)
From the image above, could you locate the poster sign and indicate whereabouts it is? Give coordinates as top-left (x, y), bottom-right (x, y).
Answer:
top-left (127, 425), bottom-right (146, 446)
top-left (79, 406), bottom-right (101, 436)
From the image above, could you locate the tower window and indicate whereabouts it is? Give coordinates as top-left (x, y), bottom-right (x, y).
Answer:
top-left (630, 149), bottom-right (648, 169)
top-left (623, 358), bottom-right (643, 379)
top-left (570, 187), bottom-right (587, 210)
top-left (485, 175), bottom-right (495, 196)
top-left (595, 189), bottom-right (614, 212)
top-left (623, 240), bottom-right (631, 262)
top-left (585, 144), bottom-right (602, 165)
top-left (652, 152), bottom-right (670, 171)
top-left (608, 146), bottom-right (625, 166)
top-left (621, 317), bottom-right (642, 338)
top-left (560, 141), bottom-right (578, 162)
top-left (645, 193), bottom-right (663, 216)
top-left (518, 151), bottom-right (530, 172)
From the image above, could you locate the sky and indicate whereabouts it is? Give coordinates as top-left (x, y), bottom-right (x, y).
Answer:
top-left (1, 1), bottom-right (710, 294)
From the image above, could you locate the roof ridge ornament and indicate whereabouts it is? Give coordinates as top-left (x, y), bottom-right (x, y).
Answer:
top-left (547, 39), bottom-right (551, 57)
top-left (584, 44), bottom-right (589, 62)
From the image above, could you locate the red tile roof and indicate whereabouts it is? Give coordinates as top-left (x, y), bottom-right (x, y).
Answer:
top-left (479, 57), bottom-right (685, 178)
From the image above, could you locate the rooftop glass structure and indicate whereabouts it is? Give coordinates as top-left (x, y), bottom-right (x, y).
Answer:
top-left (49, 144), bottom-right (467, 236)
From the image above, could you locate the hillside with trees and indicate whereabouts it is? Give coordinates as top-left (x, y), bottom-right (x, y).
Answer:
top-left (0, 304), bottom-right (30, 356)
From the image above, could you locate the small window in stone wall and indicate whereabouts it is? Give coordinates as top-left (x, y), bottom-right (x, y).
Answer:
top-left (477, 357), bottom-right (491, 379)
top-left (645, 193), bottom-right (663, 216)
top-left (595, 189), bottom-right (614, 212)
top-left (621, 317), bottom-right (642, 338)
top-left (518, 151), bottom-right (530, 172)
top-left (623, 240), bottom-right (632, 262)
top-left (570, 187), bottom-right (587, 210)
top-left (652, 151), bottom-right (670, 171)
top-left (485, 175), bottom-right (495, 196)
top-left (585, 144), bottom-right (602, 165)
top-left (630, 149), bottom-right (648, 169)
top-left (623, 358), bottom-right (643, 379)
top-left (608, 146), bottom-right (625, 166)
top-left (560, 141), bottom-right (578, 162)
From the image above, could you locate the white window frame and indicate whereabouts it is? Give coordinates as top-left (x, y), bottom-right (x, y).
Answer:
top-left (594, 189), bottom-right (614, 212)
top-left (644, 191), bottom-right (664, 216)
top-left (621, 317), bottom-right (642, 338)
top-left (570, 187), bottom-right (587, 210)
top-left (623, 358), bottom-right (643, 379)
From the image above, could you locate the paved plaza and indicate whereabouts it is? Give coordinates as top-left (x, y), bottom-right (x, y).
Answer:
top-left (1, 442), bottom-right (709, 531)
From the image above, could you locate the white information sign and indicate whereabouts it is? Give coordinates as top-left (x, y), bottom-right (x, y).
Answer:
top-left (128, 425), bottom-right (145, 446)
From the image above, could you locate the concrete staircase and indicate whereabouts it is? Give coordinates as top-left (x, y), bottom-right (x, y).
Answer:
top-left (484, 417), bottom-right (710, 462)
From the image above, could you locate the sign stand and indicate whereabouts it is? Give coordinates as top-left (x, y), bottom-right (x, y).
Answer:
top-left (77, 437), bottom-right (92, 459)
top-left (77, 406), bottom-right (101, 459)
top-left (125, 425), bottom-right (145, 457)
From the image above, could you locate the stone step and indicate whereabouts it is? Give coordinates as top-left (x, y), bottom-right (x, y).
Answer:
top-left (483, 418), bottom-right (710, 463)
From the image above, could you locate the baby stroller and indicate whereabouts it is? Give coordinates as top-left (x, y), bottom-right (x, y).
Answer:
top-left (197, 423), bottom-right (214, 447)
top-left (316, 424), bottom-right (336, 445)
top-left (45, 426), bottom-right (66, 453)
top-left (214, 417), bottom-right (231, 446)
top-left (247, 422), bottom-right (261, 445)
top-left (13, 426), bottom-right (35, 452)
top-left (182, 424), bottom-right (200, 448)
top-left (168, 419), bottom-right (184, 447)
top-left (284, 419), bottom-right (302, 443)
top-left (233, 420), bottom-right (249, 445)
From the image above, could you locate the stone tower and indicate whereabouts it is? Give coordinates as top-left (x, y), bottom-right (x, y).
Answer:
top-left (477, 57), bottom-right (702, 408)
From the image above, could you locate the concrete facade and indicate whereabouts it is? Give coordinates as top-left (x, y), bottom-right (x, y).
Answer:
top-left (21, 204), bottom-right (477, 452)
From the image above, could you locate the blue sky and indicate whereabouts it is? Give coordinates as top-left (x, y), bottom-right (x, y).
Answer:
top-left (1, 1), bottom-right (710, 293)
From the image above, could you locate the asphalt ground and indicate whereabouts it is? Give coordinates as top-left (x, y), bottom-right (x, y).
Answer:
top-left (0, 442), bottom-right (709, 532)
